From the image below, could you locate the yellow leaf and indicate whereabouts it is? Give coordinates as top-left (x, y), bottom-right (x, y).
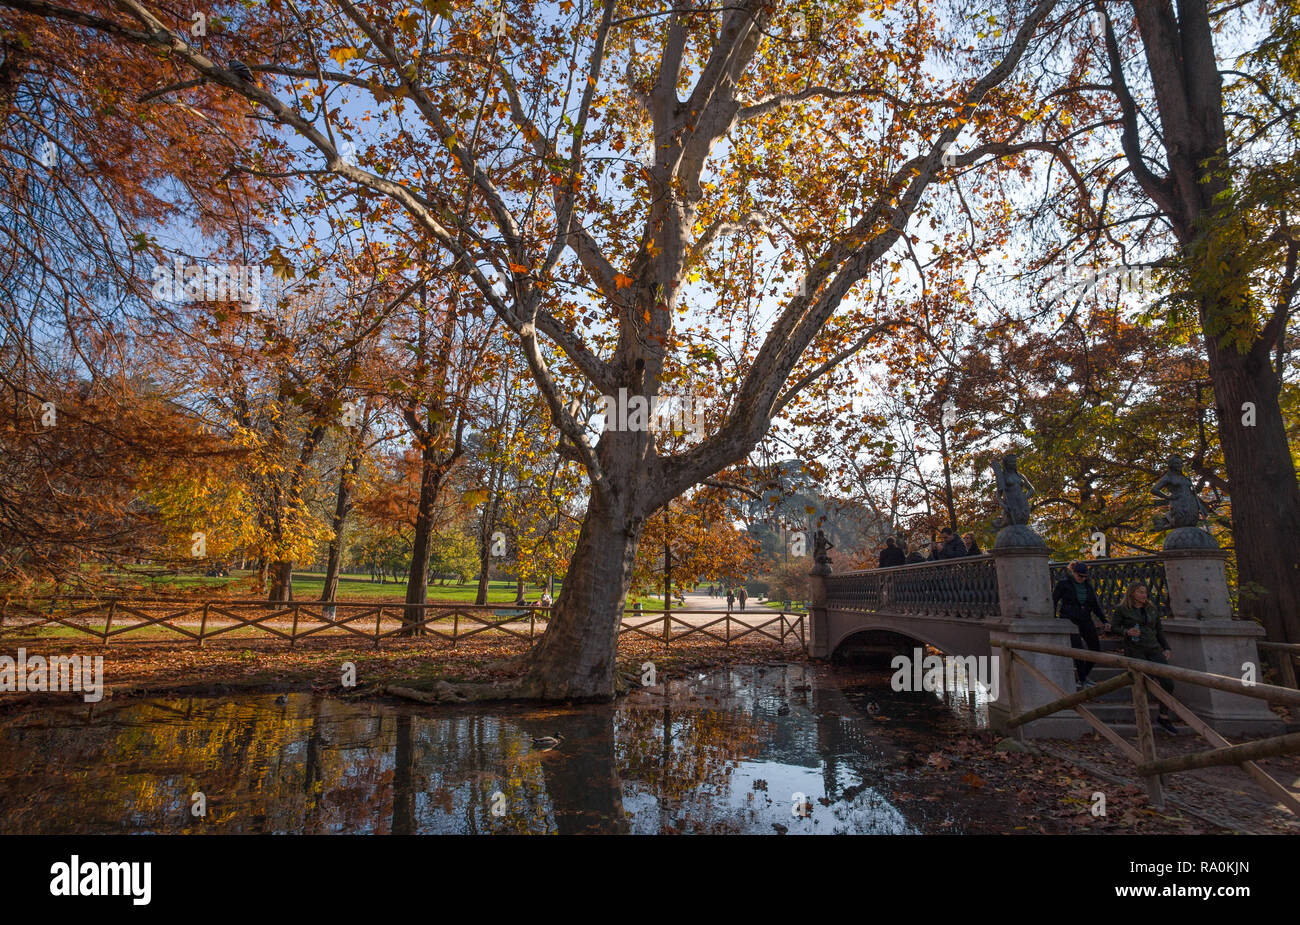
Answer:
top-left (329, 46), bottom-right (358, 66)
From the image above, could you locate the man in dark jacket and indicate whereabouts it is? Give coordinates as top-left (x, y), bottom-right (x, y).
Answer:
top-left (1052, 561), bottom-right (1106, 688)
top-left (904, 543), bottom-right (924, 564)
top-left (878, 536), bottom-right (906, 568)
top-left (932, 527), bottom-right (967, 560)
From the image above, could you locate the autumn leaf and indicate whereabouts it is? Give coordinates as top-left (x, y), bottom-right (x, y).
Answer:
top-left (329, 46), bottom-right (359, 66)
top-left (614, 273), bottom-right (634, 289)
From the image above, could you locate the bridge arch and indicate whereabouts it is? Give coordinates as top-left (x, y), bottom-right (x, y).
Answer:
top-left (824, 610), bottom-right (993, 663)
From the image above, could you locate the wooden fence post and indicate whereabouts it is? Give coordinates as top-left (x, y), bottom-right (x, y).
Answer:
top-left (198, 602), bottom-right (209, 648)
top-left (101, 600), bottom-right (116, 647)
top-left (1005, 650), bottom-right (1022, 741)
top-left (375, 605), bottom-right (382, 650)
top-left (290, 604), bottom-right (300, 647)
top-left (1130, 671), bottom-right (1165, 807)
top-left (1280, 652), bottom-right (1298, 691)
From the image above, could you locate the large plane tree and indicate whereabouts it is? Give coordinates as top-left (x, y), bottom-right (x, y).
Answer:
top-left (5, 0), bottom-right (1060, 697)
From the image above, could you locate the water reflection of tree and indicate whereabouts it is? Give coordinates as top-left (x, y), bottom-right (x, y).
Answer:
top-left (615, 701), bottom-right (762, 832)
top-left (1, 693), bottom-right (750, 835)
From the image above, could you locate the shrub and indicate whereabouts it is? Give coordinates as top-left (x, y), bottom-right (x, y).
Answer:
top-left (767, 562), bottom-right (812, 602)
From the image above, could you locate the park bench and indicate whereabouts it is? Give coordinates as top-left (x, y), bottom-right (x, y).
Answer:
top-left (492, 608), bottom-right (528, 619)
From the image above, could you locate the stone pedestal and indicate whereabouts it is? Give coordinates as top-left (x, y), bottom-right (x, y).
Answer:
top-left (1159, 546), bottom-right (1282, 734)
top-left (1160, 619), bottom-right (1282, 734)
top-left (808, 565), bottom-right (830, 658)
top-left (988, 619), bottom-right (1086, 738)
top-left (1163, 547), bottom-right (1231, 620)
top-left (988, 542), bottom-right (1087, 739)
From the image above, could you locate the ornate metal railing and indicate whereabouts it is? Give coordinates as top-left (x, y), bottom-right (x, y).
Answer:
top-left (1049, 557), bottom-right (1171, 618)
top-left (824, 556), bottom-right (1000, 619)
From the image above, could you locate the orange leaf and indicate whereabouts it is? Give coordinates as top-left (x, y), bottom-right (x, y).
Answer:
top-left (508, 263), bottom-right (528, 274)
top-left (614, 273), bottom-right (634, 289)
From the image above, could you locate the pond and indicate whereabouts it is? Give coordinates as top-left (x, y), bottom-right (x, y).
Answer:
top-left (0, 662), bottom-right (1010, 834)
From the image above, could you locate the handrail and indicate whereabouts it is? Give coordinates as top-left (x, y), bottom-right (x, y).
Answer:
top-left (1, 596), bottom-right (551, 609)
top-left (834, 553), bottom-right (1177, 577)
top-left (995, 638), bottom-right (1300, 814)
top-left (825, 555), bottom-right (1000, 619)
top-left (1258, 641), bottom-right (1300, 653)
top-left (992, 638), bottom-right (1300, 706)
top-left (831, 555), bottom-right (990, 577)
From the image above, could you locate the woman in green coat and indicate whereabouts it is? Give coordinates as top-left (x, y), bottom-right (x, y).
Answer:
top-left (1110, 582), bottom-right (1178, 733)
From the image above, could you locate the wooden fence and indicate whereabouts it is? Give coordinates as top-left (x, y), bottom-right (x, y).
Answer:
top-left (618, 608), bottom-right (807, 652)
top-left (995, 639), bottom-right (1300, 813)
top-left (1257, 641), bottom-right (1300, 689)
top-left (0, 599), bottom-right (807, 652)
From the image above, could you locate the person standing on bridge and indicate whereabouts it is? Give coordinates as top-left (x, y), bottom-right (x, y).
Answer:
top-left (1053, 561), bottom-right (1106, 689)
top-left (879, 536), bottom-right (906, 568)
top-left (933, 527), bottom-right (967, 559)
top-left (1110, 582), bottom-right (1178, 733)
top-left (963, 533), bottom-right (982, 556)
top-left (904, 542), bottom-right (925, 564)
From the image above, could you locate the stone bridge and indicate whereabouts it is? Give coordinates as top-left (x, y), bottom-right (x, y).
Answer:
top-left (809, 542), bottom-right (1279, 738)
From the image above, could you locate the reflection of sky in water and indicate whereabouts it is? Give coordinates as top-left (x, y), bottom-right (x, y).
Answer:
top-left (0, 663), bottom-right (987, 834)
top-left (659, 759), bottom-right (914, 835)
top-left (925, 658), bottom-right (994, 727)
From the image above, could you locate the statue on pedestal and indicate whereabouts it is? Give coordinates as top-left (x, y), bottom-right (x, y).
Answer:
top-left (811, 529), bottom-right (834, 576)
top-left (992, 454), bottom-right (1034, 526)
top-left (1152, 455), bottom-right (1218, 549)
top-left (1151, 455), bottom-right (1210, 528)
top-left (991, 454), bottom-right (1046, 548)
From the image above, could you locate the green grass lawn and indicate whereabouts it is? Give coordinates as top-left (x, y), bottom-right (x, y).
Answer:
top-left (20, 570), bottom-right (554, 604)
top-left (288, 573), bottom-right (540, 604)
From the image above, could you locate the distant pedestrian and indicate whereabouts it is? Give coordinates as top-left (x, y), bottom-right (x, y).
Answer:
top-left (1110, 582), bottom-right (1178, 733)
top-left (934, 527), bottom-right (967, 559)
top-left (1053, 561), bottom-right (1105, 689)
top-left (963, 533), bottom-right (981, 556)
top-left (878, 536), bottom-right (906, 568)
top-left (738, 586), bottom-right (748, 611)
top-left (726, 589), bottom-right (735, 612)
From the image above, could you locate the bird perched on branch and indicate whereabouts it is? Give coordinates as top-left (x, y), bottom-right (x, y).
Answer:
top-left (228, 58), bottom-right (254, 83)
